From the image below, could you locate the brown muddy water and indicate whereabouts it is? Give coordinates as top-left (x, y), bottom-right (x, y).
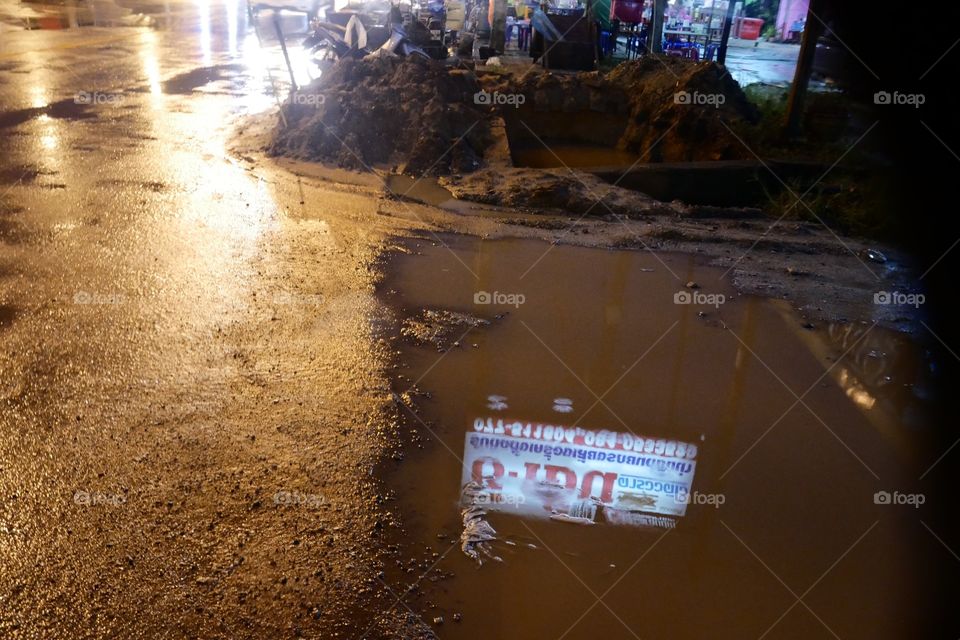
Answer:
top-left (385, 174), bottom-right (456, 207)
top-left (376, 234), bottom-right (939, 639)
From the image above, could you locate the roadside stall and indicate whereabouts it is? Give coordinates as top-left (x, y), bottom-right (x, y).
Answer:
top-left (661, 0), bottom-right (729, 60)
top-left (600, 0), bottom-right (747, 62)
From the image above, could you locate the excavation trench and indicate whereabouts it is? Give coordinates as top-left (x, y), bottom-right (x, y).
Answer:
top-left (501, 107), bottom-right (829, 207)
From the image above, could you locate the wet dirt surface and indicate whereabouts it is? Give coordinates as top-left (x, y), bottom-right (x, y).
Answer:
top-left (377, 234), bottom-right (941, 639)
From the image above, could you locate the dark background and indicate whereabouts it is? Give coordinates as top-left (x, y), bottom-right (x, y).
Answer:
top-left (830, 2), bottom-right (960, 633)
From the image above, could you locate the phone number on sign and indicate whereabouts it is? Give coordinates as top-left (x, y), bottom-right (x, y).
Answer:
top-left (473, 417), bottom-right (698, 459)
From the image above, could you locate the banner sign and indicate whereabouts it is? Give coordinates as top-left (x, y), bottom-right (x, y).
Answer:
top-left (461, 416), bottom-right (700, 528)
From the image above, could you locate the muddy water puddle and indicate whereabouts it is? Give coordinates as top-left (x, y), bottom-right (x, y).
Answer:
top-left (377, 234), bottom-right (937, 639)
top-left (385, 174), bottom-right (456, 207)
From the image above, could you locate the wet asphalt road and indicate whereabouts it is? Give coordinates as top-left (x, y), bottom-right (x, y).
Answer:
top-left (0, 4), bottom-right (408, 638)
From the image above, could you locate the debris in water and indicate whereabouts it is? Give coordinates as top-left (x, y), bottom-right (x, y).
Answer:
top-left (550, 498), bottom-right (599, 525)
top-left (400, 309), bottom-right (489, 349)
top-left (863, 249), bottom-right (887, 263)
top-left (549, 512), bottom-right (596, 526)
top-left (686, 281), bottom-right (700, 289)
top-left (486, 394), bottom-right (508, 411)
top-left (459, 482), bottom-right (503, 565)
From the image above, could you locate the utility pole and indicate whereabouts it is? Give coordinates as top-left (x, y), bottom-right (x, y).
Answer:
top-left (784, 0), bottom-right (826, 138)
top-left (272, 13), bottom-right (298, 91)
top-left (490, 0), bottom-right (506, 53)
top-left (716, 0), bottom-right (737, 64)
top-left (649, 0), bottom-right (666, 54)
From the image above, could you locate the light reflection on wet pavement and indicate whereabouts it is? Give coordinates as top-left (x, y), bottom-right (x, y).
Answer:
top-left (0, 3), bottom-right (401, 637)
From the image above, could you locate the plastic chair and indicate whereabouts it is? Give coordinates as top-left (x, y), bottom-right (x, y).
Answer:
top-left (600, 29), bottom-right (613, 56)
top-left (665, 41), bottom-right (684, 56)
top-left (516, 24), bottom-right (531, 51)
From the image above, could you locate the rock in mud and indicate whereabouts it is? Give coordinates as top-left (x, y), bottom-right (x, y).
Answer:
top-left (862, 248), bottom-right (887, 263)
top-left (400, 309), bottom-right (490, 350)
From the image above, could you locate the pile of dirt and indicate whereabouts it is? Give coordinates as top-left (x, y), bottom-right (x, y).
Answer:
top-left (269, 55), bottom-right (492, 175)
top-left (481, 59), bottom-right (759, 162)
top-left (607, 56), bottom-right (760, 161)
top-left (482, 68), bottom-right (629, 118)
top-left (439, 166), bottom-right (679, 217)
top-left (269, 55), bottom-right (760, 180)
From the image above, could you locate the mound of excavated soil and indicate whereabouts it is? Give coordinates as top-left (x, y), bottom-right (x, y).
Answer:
top-left (269, 55), bottom-right (759, 181)
top-left (269, 54), bottom-right (491, 176)
top-left (607, 56), bottom-right (760, 161)
top-left (482, 57), bottom-right (759, 162)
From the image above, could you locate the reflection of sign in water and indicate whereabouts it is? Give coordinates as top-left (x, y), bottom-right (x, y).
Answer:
top-left (461, 416), bottom-right (699, 529)
top-left (487, 394), bottom-right (508, 411)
